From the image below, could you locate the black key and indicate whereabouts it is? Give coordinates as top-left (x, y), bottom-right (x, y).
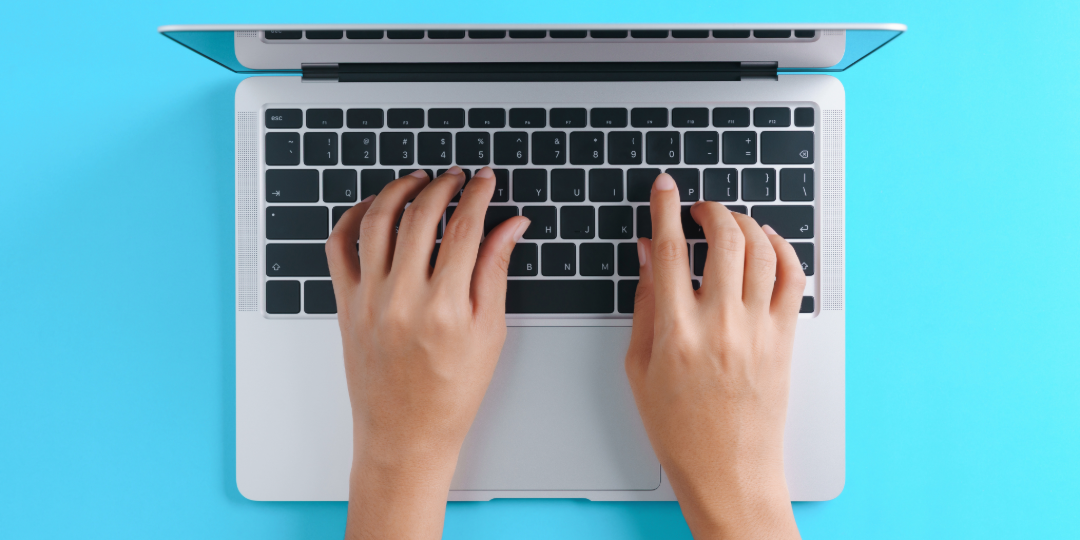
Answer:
top-left (265, 132), bottom-right (300, 166)
top-left (599, 206), bottom-right (633, 239)
top-left (684, 131), bottom-right (719, 164)
top-left (551, 169), bottom-right (585, 202)
top-left (509, 108), bottom-right (546, 128)
top-left (589, 169), bottom-right (623, 202)
top-left (266, 244), bottom-right (330, 277)
top-left (550, 108), bottom-right (587, 127)
top-left (631, 108), bottom-right (668, 128)
top-left (680, 206), bottom-right (705, 239)
top-left (560, 206), bottom-right (595, 239)
top-left (360, 169), bottom-right (396, 198)
top-left (513, 169), bottom-right (547, 202)
top-left (347, 108), bottom-right (384, 128)
top-left (754, 107), bottom-right (791, 128)
top-left (636, 205), bottom-right (652, 238)
top-left (303, 132), bottom-right (337, 165)
top-left (795, 30), bottom-right (816, 38)
top-left (754, 29), bottom-right (792, 39)
top-left (265, 30), bottom-right (301, 40)
top-left (506, 280), bottom-right (614, 313)
top-left (417, 132), bottom-right (452, 165)
top-left (428, 108), bottom-right (465, 128)
top-left (266, 169), bottom-right (318, 202)
top-left (761, 132), bottom-right (814, 165)
top-left (492, 169), bottom-right (510, 202)
top-left (379, 132), bottom-right (414, 165)
top-left (387, 30), bottom-right (424, 39)
top-left (550, 30), bottom-right (588, 39)
top-left (428, 30), bottom-right (465, 39)
top-left (494, 132), bottom-right (528, 165)
top-left (671, 30), bottom-right (709, 38)
top-left (751, 205), bottom-right (814, 238)
top-left (791, 242), bottom-right (814, 276)
top-left (570, 132), bottom-right (605, 165)
top-left (590, 108), bottom-right (628, 128)
top-left (627, 168), bottom-right (661, 201)
top-left (693, 243), bottom-right (708, 276)
top-left (346, 30), bottom-right (384, 39)
top-left (521, 206), bottom-right (557, 239)
top-left (484, 206), bottom-right (519, 235)
top-left (722, 131), bottom-right (757, 164)
top-left (323, 169), bottom-right (357, 202)
top-left (631, 29), bottom-right (668, 38)
top-left (800, 296), bottom-right (815, 313)
top-left (780, 168), bottom-right (814, 201)
top-left (541, 244), bottom-right (576, 276)
top-left (456, 132), bottom-right (490, 165)
top-left (727, 205), bottom-right (748, 214)
top-left (713, 107), bottom-right (750, 128)
top-left (532, 131), bottom-right (567, 165)
top-left (742, 168), bottom-right (777, 201)
top-left (429, 243), bottom-right (440, 267)
top-left (469, 30), bottom-right (506, 39)
top-left (267, 206), bottom-right (328, 240)
top-left (703, 168), bottom-right (738, 201)
top-left (617, 280), bottom-right (638, 313)
top-left (304, 281), bottom-right (337, 314)
top-left (332, 206), bottom-right (350, 229)
top-left (666, 168), bottom-right (700, 201)
top-left (469, 108), bottom-right (506, 128)
top-left (266, 281), bottom-right (301, 314)
top-left (342, 132), bottom-right (377, 165)
top-left (266, 109), bottom-right (302, 128)
top-left (672, 107), bottom-right (709, 127)
top-left (692, 280), bottom-right (701, 290)
top-left (508, 243), bottom-right (539, 276)
top-left (509, 30), bottom-right (547, 38)
top-left (713, 29), bottom-right (751, 38)
top-left (397, 169), bottom-right (433, 180)
top-left (306, 108), bottom-right (343, 129)
top-left (607, 131), bottom-right (643, 165)
top-left (794, 107), bottom-right (814, 127)
top-left (580, 243), bottom-right (615, 276)
top-left (387, 108), bottom-right (424, 128)
top-left (645, 131), bottom-right (680, 164)
top-left (617, 243), bottom-right (640, 276)
top-left (590, 30), bottom-right (628, 39)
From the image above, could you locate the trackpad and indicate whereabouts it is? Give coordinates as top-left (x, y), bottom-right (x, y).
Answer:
top-left (451, 326), bottom-right (660, 491)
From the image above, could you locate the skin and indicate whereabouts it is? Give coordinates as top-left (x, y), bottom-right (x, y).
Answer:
top-left (327, 168), bottom-right (803, 540)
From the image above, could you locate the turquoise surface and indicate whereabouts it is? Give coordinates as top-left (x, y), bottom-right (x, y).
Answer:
top-left (2, 2), bottom-right (1078, 538)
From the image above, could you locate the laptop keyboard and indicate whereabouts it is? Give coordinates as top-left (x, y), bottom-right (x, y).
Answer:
top-left (261, 105), bottom-right (817, 317)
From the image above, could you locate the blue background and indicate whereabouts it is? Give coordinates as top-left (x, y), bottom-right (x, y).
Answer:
top-left (2, 1), bottom-right (1078, 538)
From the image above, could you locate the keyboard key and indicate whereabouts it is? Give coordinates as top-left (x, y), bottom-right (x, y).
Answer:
top-left (265, 132), bottom-right (301, 165)
top-left (506, 280), bottom-right (614, 313)
top-left (469, 30), bottom-right (506, 39)
top-left (727, 205), bottom-right (748, 214)
top-left (646, 132), bottom-right (680, 164)
top-left (754, 107), bottom-right (791, 127)
top-left (469, 108), bottom-right (506, 128)
top-left (266, 243), bottom-right (330, 277)
top-left (303, 132), bottom-right (338, 165)
top-left (266, 281), bottom-right (301, 314)
top-left (347, 108), bottom-right (384, 128)
top-left (428, 30), bottom-right (466, 39)
top-left (551, 169), bottom-right (585, 202)
top-left (751, 205), bottom-right (814, 238)
top-left (794, 30), bottom-right (816, 38)
top-left (550, 108), bottom-right (587, 128)
top-left (780, 168), bottom-right (814, 201)
top-left (754, 29), bottom-right (792, 39)
top-left (590, 108), bottom-right (628, 128)
top-left (266, 169), bottom-right (318, 202)
top-left (332, 206), bottom-right (350, 229)
top-left (672, 107), bottom-right (709, 127)
top-left (532, 132), bottom-right (567, 165)
top-left (722, 131), bottom-right (757, 164)
top-left (346, 30), bottom-right (384, 39)
top-left (444, 169), bottom-right (473, 202)
top-left (742, 168), bottom-right (777, 201)
top-left (509, 30), bottom-right (547, 38)
top-left (267, 206), bottom-right (328, 240)
top-left (265, 30), bottom-right (301, 40)
top-left (360, 169), bottom-right (396, 198)
top-left (761, 131), bottom-right (814, 164)
top-left (508, 243), bottom-right (539, 276)
top-left (379, 132), bottom-right (414, 165)
top-left (265, 109), bottom-right (302, 128)
top-left (387, 30), bottom-right (424, 39)
top-left (590, 30), bottom-right (628, 39)
top-left (693, 243), bottom-right (708, 276)
top-left (617, 243), bottom-right (640, 276)
top-left (703, 168), bottom-right (738, 201)
top-left (791, 242), bottom-right (814, 276)
top-left (521, 206), bottom-right (557, 239)
top-left (398, 169), bottom-right (433, 180)
top-left (513, 169), bottom-right (547, 202)
top-left (304, 281), bottom-right (337, 314)
top-left (636, 205), bottom-right (652, 238)
top-left (417, 132), bottom-right (452, 165)
top-left (541, 244), bottom-right (577, 276)
top-left (456, 132), bottom-right (490, 165)
top-left (627, 168), bottom-right (661, 201)
top-left (665, 168), bottom-right (700, 201)
top-left (323, 169), bottom-right (357, 202)
top-left (560, 206), bottom-right (595, 239)
top-left (631, 108), bottom-right (668, 128)
top-left (550, 30), bottom-right (588, 39)
top-left (671, 30), bottom-right (709, 38)
top-left (341, 132), bottom-right (376, 165)
top-left (631, 29), bottom-right (668, 38)
top-left (428, 108), bottom-right (465, 128)
top-left (570, 132), bottom-right (605, 165)
top-left (599, 206), bottom-right (633, 239)
top-left (693, 279), bottom-right (700, 290)
top-left (492, 169), bottom-right (510, 202)
top-left (800, 296), bottom-right (814, 313)
top-left (713, 29), bottom-right (751, 38)
top-left (713, 107), bottom-right (750, 127)
top-left (589, 169), bottom-right (623, 202)
top-left (684, 131), bottom-right (719, 164)
top-left (509, 108), bottom-right (546, 128)
top-left (580, 243), bottom-right (615, 276)
top-left (794, 107), bottom-right (814, 127)
top-left (617, 280), bottom-right (638, 313)
top-left (306, 108), bottom-right (343, 129)
top-left (680, 206), bottom-right (705, 239)
top-left (607, 131), bottom-right (643, 165)
top-left (483, 206), bottom-right (519, 235)
top-left (387, 108), bottom-right (424, 128)
top-left (494, 132), bottom-right (529, 165)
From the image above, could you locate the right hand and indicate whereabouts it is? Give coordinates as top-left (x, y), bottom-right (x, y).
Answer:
top-left (625, 173), bottom-right (805, 540)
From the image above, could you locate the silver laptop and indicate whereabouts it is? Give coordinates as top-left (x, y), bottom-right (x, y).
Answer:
top-left (159, 23), bottom-right (904, 502)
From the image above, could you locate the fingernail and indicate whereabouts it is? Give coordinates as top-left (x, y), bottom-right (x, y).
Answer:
top-left (762, 224), bottom-right (778, 236)
top-left (513, 219), bottom-right (531, 242)
top-left (447, 165), bottom-right (463, 176)
top-left (637, 240), bottom-right (647, 266)
top-left (653, 173), bottom-right (676, 191)
top-left (474, 167), bottom-right (494, 179)
top-left (409, 169), bottom-right (429, 179)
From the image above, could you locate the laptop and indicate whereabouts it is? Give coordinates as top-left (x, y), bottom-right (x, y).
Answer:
top-left (159, 23), bottom-right (904, 502)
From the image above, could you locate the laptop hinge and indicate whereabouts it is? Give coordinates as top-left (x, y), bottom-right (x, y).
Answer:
top-left (301, 62), bottom-right (778, 83)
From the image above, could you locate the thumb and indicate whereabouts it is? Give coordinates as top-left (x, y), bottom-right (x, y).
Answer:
top-left (470, 216), bottom-right (531, 317)
top-left (625, 238), bottom-right (656, 385)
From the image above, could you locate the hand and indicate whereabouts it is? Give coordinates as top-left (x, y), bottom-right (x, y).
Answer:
top-left (625, 173), bottom-right (805, 540)
top-left (326, 166), bottom-right (530, 540)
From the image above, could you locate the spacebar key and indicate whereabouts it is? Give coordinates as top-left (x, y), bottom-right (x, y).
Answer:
top-left (506, 280), bottom-right (615, 314)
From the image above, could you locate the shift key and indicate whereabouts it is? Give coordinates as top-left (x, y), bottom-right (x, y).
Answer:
top-left (751, 205), bottom-right (814, 238)
top-left (266, 243), bottom-right (330, 276)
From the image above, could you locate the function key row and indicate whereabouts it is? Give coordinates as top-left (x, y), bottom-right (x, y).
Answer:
top-left (265, 107), bottom-right (816, 130)
top-left (266, 29), bottom-right (817, 41)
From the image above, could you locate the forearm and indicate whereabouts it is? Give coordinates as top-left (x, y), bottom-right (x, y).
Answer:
top-left (345, 448), bottom-right (459, 540)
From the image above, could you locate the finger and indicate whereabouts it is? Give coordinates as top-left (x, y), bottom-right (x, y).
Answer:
top-left (471, 216), bottom-right (530, 318)
top-left (392, 166), bottom-right (467, 276)
top-left (731, 212), bottom-right (777, 312)
top-left (648, 173), bottom-right (694, 317)
top-left (766, 225), bottom-right (808, 322)
top-left (689, 202), bottom-right (745, 305)
top-left (433, 167), bottom-right (497, 288)
top-left (325, 195), bottom-right (375, 295)
top-left (357, 170), bottom-right (430, 279)
top-left (625, 238), bottom-right (655, 385)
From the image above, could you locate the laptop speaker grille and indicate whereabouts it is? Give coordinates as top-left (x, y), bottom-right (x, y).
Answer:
top-left (235, 30), bottom-right (258, 38)
top-left (236, 111), bottom-right (259, 312)
top-left (821, 109), bottom-right (844, 311)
